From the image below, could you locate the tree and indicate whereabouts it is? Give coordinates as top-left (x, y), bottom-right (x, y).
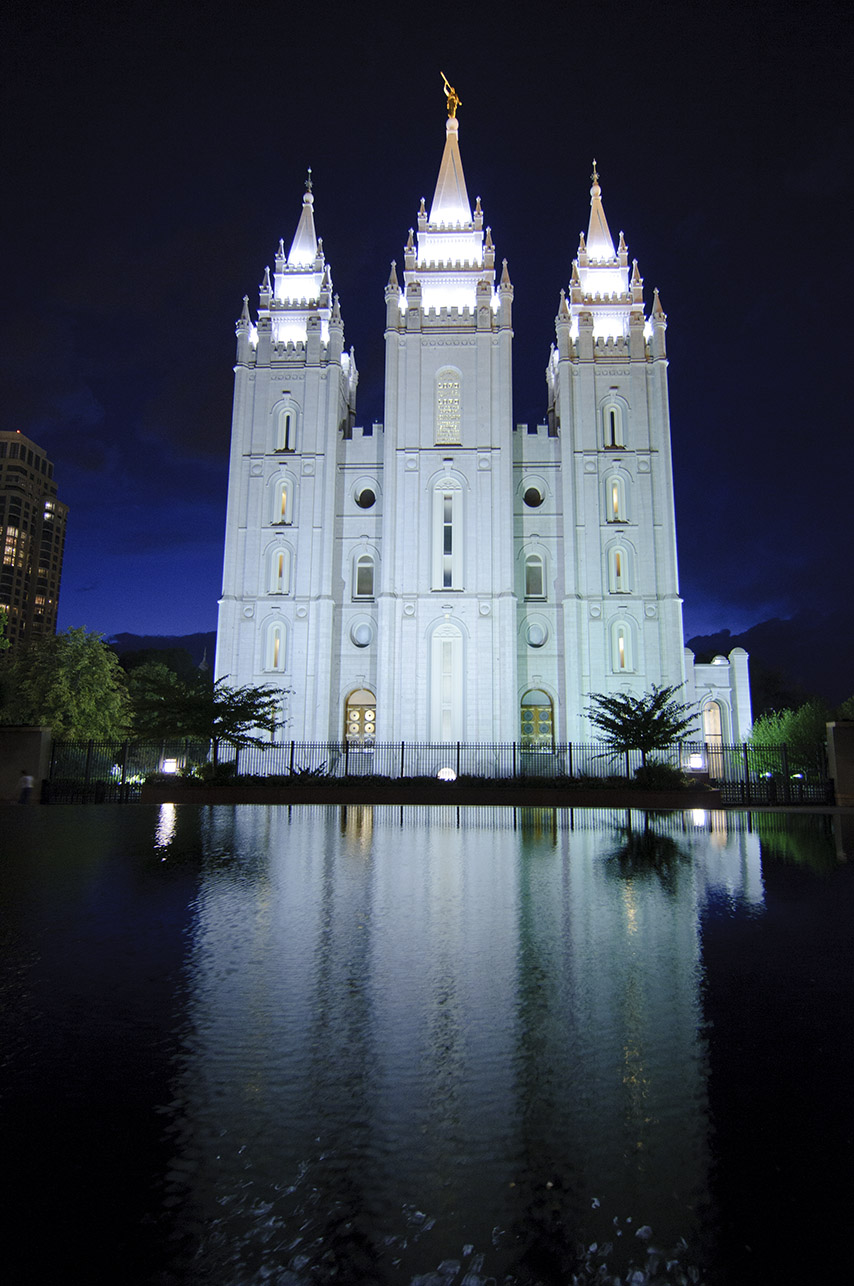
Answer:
top-left (129, 670), bottom-right (282, 767)
top-left (586, 684), bottom-right (697, 767)
top-left (0, 627), bottom-right (128, 739)
top-left (750, 698), bottom-right (830, 775)
top-left (0, 607), bottom-right (9, 651)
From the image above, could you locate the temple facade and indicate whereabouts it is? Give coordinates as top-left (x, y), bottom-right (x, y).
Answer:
top-left (215, 102), bottom-right (750, 747)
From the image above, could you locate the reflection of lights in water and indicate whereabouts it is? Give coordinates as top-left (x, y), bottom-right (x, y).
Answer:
top-left (155, 803), bottom-right (177, 854)
top-left (692, 809), bottom-right (709, 828)
top-left (437, 767), bottom-right (456, 781)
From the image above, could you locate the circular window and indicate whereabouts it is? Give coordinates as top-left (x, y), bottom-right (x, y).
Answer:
top-left (523, 486), bottom-right (544, 508)
top-left (526, 622), bottom-right (547, 648)
top-left (355, 488), bottom-right (376, 509)
top-left (351, 622), bottom-right (373, 648)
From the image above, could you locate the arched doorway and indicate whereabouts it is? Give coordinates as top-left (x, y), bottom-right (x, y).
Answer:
top-left (521, 690), bottom-right (554, 750)
top-left (345, 689), bottom-right (376, 745)
top-left (703, 701), bottom-right (724, 778)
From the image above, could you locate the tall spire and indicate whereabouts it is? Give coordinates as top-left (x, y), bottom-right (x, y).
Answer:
top-left (288, 172), bottom-right (318, 267)
top-left (586, 160), bottom-right (616, 261)
top-left (429, 76), bottom-right (471, 225)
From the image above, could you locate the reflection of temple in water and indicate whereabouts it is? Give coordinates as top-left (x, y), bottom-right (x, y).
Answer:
top-left (170, 806), bottom-right (765, 1274)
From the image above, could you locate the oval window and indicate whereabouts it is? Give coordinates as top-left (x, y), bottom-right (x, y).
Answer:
top-left (355, 488), bottom-right (376, 509)
top-left (523, 486), bottom-right (544, 508)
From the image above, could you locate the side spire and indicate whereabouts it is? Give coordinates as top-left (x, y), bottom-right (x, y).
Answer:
top-left (586, 160), bottom-right (616, 261)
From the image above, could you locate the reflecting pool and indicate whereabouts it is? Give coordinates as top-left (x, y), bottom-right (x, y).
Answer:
top-left (3, 806), bottom-right (852, 1285)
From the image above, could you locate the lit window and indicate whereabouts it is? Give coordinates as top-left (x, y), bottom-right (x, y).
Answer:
top-left (606, 475), bottom-right (626, 522)
top-left (265, 621), bottom-right (286, 671)
top-left (268, 546), bottom-right (291, 594)
top-left (611, 622), bottom-right (634, 672)
top-left (608, 545), bottom-right (630, 593)
top-left (272, 478), bottom-right (293, 525)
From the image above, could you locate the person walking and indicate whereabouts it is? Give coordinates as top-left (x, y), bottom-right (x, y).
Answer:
top-left (18, 769), bottom-right (34, 805)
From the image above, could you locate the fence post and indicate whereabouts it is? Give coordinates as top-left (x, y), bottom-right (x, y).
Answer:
top-left (289, 740), bottom-right (295, 775)
top-left (742, 743), bottom-right (752, 804)
top-left (513, 741), bottom-right (517, 780)
top-left (233, 745), bottom-right (240, 778)
top-left (456, 741), bottom-right (461, 777)
top-left (781, 743), bottom-right (790, 803)
top-left (344, 738), bottom-right (349, 777)
top-left (83, 740), bottom-right (94, 803)
top-left (119, 741), bottom-right (129, 803)
top-left (568, 742), bottom-right (573, 778)
top-left (400, 741), bottom-right (405, 779)
top-left (625, 748), bottom-right (630, 780)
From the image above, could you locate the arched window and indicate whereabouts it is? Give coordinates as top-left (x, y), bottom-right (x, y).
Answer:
top-left (611, 621), bottom-right (634, 673)
top-left (432, 480), bottom-right (463, 590)
top-left (353, 553), bottom-right (375, 599)
top-left (345, 689), bottom-right (376, 745)
top-left (520, 690), bottom-right (554, 750)
top-left (265, 620), bottom-right (286, 672)
top-left (275, 407), bottom-right (296, 452)
top-left (608, 545), bottom-right (630, 593)
top-left (268, 546), bottom-right (291, 594)
top-left (430, 622), bottom-right (464, 740)
top-left (272, 478), bottom-right (293, 525)
top-left (603, 402), bottom-right (625, 448)
top-left (606, 474), bottom-right (626, 523)
top-left (435, 368), bottom-right (461, 445)
top-left (525, 553), bottom-right (546, 599)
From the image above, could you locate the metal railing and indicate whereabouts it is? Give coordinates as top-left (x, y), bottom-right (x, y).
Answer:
top-left (45, 737), bottom-right (833, 805)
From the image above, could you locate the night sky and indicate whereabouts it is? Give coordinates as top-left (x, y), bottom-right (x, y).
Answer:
top-left (2, 0), bottom-right (850, 646)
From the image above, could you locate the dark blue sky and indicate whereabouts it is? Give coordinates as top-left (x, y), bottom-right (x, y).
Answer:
top-left (2, 0), bottom-right (850, 643)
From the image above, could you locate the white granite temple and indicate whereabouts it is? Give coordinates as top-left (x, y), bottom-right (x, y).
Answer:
top-left (215, 93), bottom-right (750, 748)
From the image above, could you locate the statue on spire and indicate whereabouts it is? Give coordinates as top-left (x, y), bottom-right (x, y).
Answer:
top-left (441, 72), bottom-right (461, 118)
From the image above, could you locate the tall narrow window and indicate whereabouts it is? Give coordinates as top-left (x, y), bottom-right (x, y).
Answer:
top-left (606, 475), bottom-right (626, 522)
top-left (265, 621), bottom-right (286, 672)
top-left (353, 553), bottom-right (375, 599)
top-left (268, 546), bottom-right (290, 594)
top-left (432, 482), bottom-right (462, 590)
top-left (604, 403), bottom-right (624, 448)
top-left (611, 622), bottom-right (634, 672)
top-left (276, 408), bottom-right (296, 452)
top-left (525, 553), bottom-right (545, 599)
top-left (272, 479), bottom-right (293, 525)
top-left (608, 545), bottom-right (630, 593)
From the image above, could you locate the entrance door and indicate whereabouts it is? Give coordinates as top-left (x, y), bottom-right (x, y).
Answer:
top-left (345, 690), bottom-right (376, 745)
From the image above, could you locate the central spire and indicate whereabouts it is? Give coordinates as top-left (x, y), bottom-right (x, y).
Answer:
top-left (429, 75), bottom-right (471, 225)
top-left (586, 161), bottom-right (616, 261)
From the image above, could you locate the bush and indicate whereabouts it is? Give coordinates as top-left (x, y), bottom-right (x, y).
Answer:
top-left (632, 761), bottom-right (688, 790)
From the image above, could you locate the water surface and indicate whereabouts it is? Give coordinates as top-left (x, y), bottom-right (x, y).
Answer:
top-left (2, 805), bottom-right (851, 1284)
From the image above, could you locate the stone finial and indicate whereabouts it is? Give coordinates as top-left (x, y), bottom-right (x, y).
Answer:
top-left (238, 295), bottom-right (251, 327)
top-left (484, 226), bottom-right (494, 250)
top-left (500, 258), bottom-right (511, 286)
top-left (652, 287), bottom-right (666, 319)
top-left (631, 259), bottom-right (641, 285)
top-left (387, 259), bottom-right (399, 288)
top-left (618, 231), bottom-right (627, 253)
top-left (474, 196), bottom-right (482, 216)
top-left (406, 228), bottom-right (415, 251)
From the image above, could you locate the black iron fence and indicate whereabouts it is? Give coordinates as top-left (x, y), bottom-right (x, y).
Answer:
top-left (46, 737), bottom-right (833, 805)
